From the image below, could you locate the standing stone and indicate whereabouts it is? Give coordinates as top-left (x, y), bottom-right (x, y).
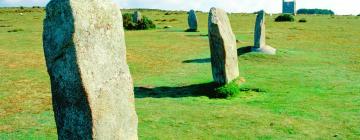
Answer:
top-left (253, 10), bottom-right (276, 55)
top-left (133, 11), bottom-right (142, 23)
top-left (208, 7), bottom-right (239, 85)
top-left (43, 0), bottom-right (138, 139)
top-left (187, 9), bottom-right (198, 31)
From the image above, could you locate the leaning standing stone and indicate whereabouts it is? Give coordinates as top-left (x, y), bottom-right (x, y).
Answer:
top-left (43, 0), bottom-right (138, 139)
top-left (208, 7), bottom-right (239, 85)
top-left (187, 9), bottom-right (198, 31)
top-left (253, 10), bottom-right (276, 55)
top-left (133, 11), bottom-right (142, 23)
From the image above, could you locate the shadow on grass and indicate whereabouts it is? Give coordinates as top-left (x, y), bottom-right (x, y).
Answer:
top-left (158, 28), bottom-right (196, 33)
top-left (237, 46), bottom-right (252, 56)
top-left (135, 82), bottom-right (219, 98)
top-left (182, 46), bottom-right (253, 64)
top-left (185, 34), bottom-right (208, 37)
top-left (185, 29), bottom-right (199, 32)
top-left (158, 29), bottom-right (185, 32)
top-left (135, 82), bottom-right (266, 99)
top-left (182, 58), bottom-right (211, 63)
top-left (0, 25), bottom-right (12, 27)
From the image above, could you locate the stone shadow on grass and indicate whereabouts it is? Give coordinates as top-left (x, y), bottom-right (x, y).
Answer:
top-left (185, 34), bottom-right (208, 37)
top-left (237, 46), bottom-right (252, 56)
top-left (158, 29), bottom-right (187, 32)
top-left (182, 58), bottom-right (211, 63)
top-left (135, 82), bottom-right (219, 98)
top-left (182, 46), bottom-right (252, 64)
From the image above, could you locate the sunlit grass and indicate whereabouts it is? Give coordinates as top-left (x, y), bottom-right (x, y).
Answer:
top-left (1, 8), bottom-right (360, 139)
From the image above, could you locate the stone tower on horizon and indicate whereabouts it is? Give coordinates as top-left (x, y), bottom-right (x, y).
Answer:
top-left (282, 0), bottom-right (296, 15)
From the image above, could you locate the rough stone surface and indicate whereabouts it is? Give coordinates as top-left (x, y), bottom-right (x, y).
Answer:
top-left (188, 10), bottom-right (198, 31)
top-left (133, 11), bottom-right (142, 23)
top-left (43, 0), bottom-right (138, 139)
top-left (208, 7), bottom-right (239, 85)
top-left (253, 10), bottom-right (276, 55)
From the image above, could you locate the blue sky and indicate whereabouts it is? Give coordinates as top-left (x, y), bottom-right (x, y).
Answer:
top-left (0, 0), bottom-right (359, 15)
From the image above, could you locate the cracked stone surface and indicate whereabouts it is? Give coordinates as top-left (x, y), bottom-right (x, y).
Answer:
top-left (188, 9), bottom-right (198, 30)
top-left (43, 0), bottom-right (138, 139)
top-left (253, 10), bottom-right (276, 55)
top-left (208, 7), bottom-right (239, 85)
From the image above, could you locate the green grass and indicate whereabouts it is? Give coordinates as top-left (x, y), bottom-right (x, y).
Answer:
top-left (1, 8), bottom-right (360, 139)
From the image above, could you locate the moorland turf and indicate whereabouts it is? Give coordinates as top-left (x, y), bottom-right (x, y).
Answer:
top-left (1, 8), bottom-right (360, 139)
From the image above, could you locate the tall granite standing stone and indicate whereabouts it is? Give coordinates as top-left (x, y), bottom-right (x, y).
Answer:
top-left (208, 7), bottom-right (239, 85)
top-left (43, 0), bottom-right (138, 139)
top-left (253, 10), bottom-right (276, 55)
top-left (187, 10), bottom-right (198, 31)
top-left (133, 11), bottom-right (142, 23)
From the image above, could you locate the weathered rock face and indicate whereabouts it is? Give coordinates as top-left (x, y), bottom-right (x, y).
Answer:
top-left (133, 11), bottom-right (142, 23)
top-left (254, 10), bottom-right (266, 49)
top-left (253, 10), bottom-right (276, 55)
top-left (43, 0), bottom-right (138, 139)
top-left (208, 7), bottom-right (239, 85)
top-left (188, 10), bottom-right (198, 31)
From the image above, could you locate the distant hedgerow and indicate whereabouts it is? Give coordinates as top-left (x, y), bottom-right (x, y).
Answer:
top-left (122, 13), bottom-right (156, 30)
top-left (275, 14), bottom-right (295, 22)
top-left (297, 8), bottom-right (335, 15)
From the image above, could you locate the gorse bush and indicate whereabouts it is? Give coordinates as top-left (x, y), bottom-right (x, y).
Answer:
top-left (136, 17), bottom-right (156, 30)
top-left (122, 13), bottom-right (156, 30)
top-left (213, 81), bottom-right (241, 98)
top-left (123, 13), bottom-right (136, 30)
top-left (299, 18), bottom-right (307, 23)
top-left (275, 14), bottom-right (295, 22)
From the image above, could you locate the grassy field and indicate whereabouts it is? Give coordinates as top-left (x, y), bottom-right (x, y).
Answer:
top-left (1, 8), bottom-right (360, 139)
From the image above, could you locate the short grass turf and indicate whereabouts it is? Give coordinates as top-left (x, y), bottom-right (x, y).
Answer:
top-left (1, 8), bottom-right (360, 139)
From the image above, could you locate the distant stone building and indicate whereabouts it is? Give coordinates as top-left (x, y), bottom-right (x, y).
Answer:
top-left (282, 0), bottom-right (296, 15)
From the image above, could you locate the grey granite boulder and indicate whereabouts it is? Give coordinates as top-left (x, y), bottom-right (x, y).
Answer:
top-left (187, 9), bottom-right (198, 31)
top-left (133, 11), bottom-right (142, 23)
top-left (253, 10), bottom-right (276, 55)
top-left (43, 0), bottom-right (138, 139)
top-left (208, 7), bottom-right (239, 85)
